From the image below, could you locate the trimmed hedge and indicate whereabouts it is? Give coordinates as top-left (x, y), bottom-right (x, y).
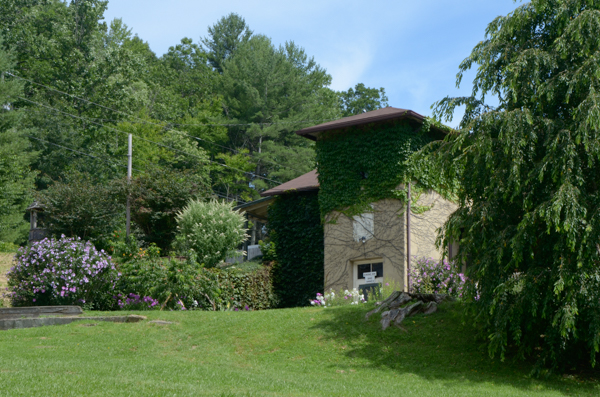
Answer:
top-left (116, 256), bottom-right (277, 311)
top-left (215, 266), bottom-right (278, 310)
top-left (268, 191), bottom-right (324, 307)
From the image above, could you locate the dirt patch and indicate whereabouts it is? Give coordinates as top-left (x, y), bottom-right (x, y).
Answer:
top-left (0, 253), bottom-right (15, 307)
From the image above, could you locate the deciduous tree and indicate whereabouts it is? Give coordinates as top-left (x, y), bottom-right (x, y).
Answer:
top-left (338, 83), bottom-right (388, 117)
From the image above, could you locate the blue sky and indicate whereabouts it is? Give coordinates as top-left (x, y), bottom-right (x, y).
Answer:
top-left (103, 0), bottom-right (521, 126)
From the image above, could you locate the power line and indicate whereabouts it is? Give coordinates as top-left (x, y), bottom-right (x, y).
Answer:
top-left (212, 191), bottom-right (248, 204)
top-left (28, 134), bottom-right (248, 204)
top-left (24, 134), bottom-right (145, 173)
top-left (18, 96), bottom-right (282, 185)
top-left (7, 71), bottom-right (335, 126)
top-left (7, 71), bottom-right (312, 175)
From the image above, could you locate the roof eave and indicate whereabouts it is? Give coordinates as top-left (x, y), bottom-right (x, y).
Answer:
top-left (260, 185), bottom-right (320, 197)
top-left (296, 110), bottom-right (446, 140)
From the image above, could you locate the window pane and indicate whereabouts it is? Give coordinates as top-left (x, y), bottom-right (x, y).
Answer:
top-left (357, 264), bottom-right (371, 279)
top-left (372, 263), bottom-right (383, 278)
top-left (359, 283), bottom-right (380, 301)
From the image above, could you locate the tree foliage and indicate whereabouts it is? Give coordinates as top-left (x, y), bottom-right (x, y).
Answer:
top-left (338, 83), bottom-right (389, 117)
top-left (220, 35), bottom-right (338, 189)
top-left (126, 167), bottom-right (210, 250)
top-left (202, 13), bottom-right (253, 73)
top-left (37, 172), bottom-right (124, 249)
top-left (0, 41), bottom-right (37, 244)
top-left (432, 0), bottom-right (600, 370)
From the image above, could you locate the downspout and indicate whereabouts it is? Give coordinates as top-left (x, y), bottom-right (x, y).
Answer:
top-left (406, 181), bottom-right (411, 293)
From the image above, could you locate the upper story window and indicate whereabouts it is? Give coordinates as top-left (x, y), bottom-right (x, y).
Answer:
top-left (353, 210), bottom-right (374, 242)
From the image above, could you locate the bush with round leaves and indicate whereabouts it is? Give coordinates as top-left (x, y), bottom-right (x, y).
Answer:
top-left (174, 199), bottom-right (247, 267)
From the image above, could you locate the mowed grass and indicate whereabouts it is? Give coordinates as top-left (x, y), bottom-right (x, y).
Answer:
top-left (0, 253), bottom-right (14, 306)
top-left (0, 302), bottom-right (598, 396)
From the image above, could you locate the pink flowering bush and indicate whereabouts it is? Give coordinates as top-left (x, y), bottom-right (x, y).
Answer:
top-left (409, 256), bottom-right (466, 298)
top-left (6, 236), bottom-right (119, 309)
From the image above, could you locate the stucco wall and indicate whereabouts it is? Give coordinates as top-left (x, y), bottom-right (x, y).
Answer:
top-left (323, 190), bottom-right (457, 293)
top-left (324, 199), bottom-right (406, 293)
top-left (410, 189), bottom-right (458, 261)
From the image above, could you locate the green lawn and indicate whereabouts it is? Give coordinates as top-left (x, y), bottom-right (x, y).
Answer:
top-left (0, 303), bottom-right (597, 396)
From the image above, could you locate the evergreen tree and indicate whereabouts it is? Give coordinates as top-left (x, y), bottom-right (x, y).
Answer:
top-left (220, 35), bottom-right (338, 189)
top-left (0, 43), bottom-right (37, 244)
top-left (432, 0), bottom-right (600, 370)
top-left (202, 13), bottom-right (253, 73)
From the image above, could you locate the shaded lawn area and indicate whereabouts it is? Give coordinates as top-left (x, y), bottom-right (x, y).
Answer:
top-left (0, 302), bottom-right (598, 396)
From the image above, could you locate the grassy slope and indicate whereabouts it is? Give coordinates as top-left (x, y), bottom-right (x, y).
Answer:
top-left (0, 253), bottom-right (14, 306)
top-left (0, 303), bottom-right (597, 396)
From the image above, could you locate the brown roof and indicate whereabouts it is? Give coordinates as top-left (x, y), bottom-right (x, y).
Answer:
top-left (296, 107), bottom-right (434, 141)
top-left (260, 170), bottom-right (319, 197)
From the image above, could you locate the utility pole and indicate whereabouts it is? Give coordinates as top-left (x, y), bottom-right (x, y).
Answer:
top-left (126, 133), bottom-right (132, 241)
top-left (406, 181), bottom-right (411, 293)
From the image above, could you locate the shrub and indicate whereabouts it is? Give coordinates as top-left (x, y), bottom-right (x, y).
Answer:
top-left (7, 236), bottom-right (119, 309)
top-left (116, 255), bottom-right (277, 311)
top-left (215, 266), bottom-right (278, 310)
top-left (258, 240), bottom-right (276, 263)
top-left (116, 255), bottom-right (221, 311)
top-left (409, 257), bottom-right (466, 298)
top-left (173, 199), bottom-right (247, 268)
top-left (107, 231), bottom-right (161, 263)
top-left (124, 168), bottom-right (210, 250)
top-left (0, 241), bottom-right (18, 253)
top-left (38, 172), bottom-right (124, 251)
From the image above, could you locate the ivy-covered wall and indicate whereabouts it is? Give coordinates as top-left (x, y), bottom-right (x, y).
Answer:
top-left (268, 191), bottom-right (323, 307)
top-left (315, 121), bottom-right (438, 218)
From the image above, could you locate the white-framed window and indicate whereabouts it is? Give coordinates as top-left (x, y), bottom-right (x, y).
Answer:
top-left (353, 211), bottom-right (374, 242)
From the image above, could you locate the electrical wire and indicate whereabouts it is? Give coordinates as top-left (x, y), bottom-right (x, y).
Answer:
top-left (27, 134), bottom-right (248, 204)
top-left (24, 134), bottom-right (144, 173)
top-left (18, 96), bottom-right (282, 185)
top-left (7, 71), bottom-right (313, 175)
top-left (7, 70), bottom-right (335, 126)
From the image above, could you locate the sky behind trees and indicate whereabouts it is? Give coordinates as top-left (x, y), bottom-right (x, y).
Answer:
top-left (104, 0), bottom-right (519, 125)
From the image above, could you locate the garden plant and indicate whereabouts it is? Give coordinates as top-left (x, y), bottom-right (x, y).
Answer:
top-left (408, 256), bottom-right (466, 298)
top-left (6, 236), bottom-right (119, 309)
top-left (173, 199), bottom-right (247, 268)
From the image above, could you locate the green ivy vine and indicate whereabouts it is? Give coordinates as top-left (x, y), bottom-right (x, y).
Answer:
top-left (315, 120), bottom-right (447, 219)
top-left (268, 191), bottom-right (324, 307)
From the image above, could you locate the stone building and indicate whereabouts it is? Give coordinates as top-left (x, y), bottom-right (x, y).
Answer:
top-left (246, 107), bottom-right (458, 296)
